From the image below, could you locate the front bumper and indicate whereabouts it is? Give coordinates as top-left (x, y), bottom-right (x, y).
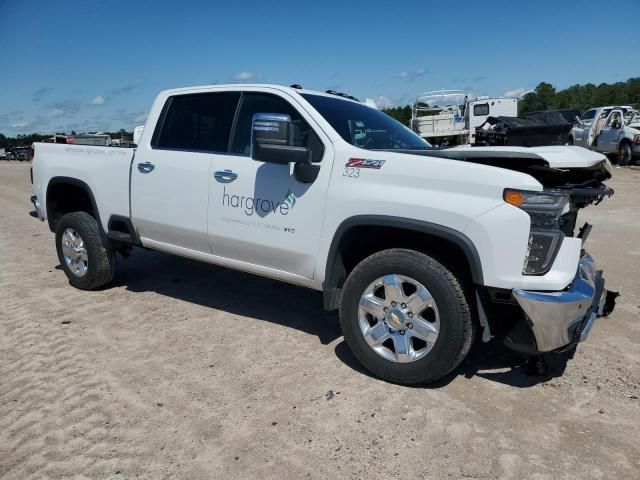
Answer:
top-left (512, 252), bottom-right (613, 352)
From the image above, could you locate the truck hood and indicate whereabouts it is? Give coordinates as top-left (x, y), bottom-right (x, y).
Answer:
top-left (381, 145), bottom-right (612, 188)
top-left (449, 145), bottom-right (611, 170)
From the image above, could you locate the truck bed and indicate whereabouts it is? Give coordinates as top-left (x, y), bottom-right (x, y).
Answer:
top-left (32, 143), bottom-right (135, 233)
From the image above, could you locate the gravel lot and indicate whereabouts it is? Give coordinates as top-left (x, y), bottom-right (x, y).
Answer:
top-left (1, 161), bottom-right (639, 479)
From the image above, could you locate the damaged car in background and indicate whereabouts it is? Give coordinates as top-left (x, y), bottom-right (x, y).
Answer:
top-left (569, 106), bottom-right (640, 165)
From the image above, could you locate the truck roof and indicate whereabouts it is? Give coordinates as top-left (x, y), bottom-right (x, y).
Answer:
top-left (158, 84), bottom-right (361, 103)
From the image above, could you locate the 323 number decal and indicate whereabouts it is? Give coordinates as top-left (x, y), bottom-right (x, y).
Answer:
top-left (343, 167), bottom-right (360, 178)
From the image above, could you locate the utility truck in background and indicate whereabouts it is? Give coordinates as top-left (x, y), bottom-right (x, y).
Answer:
top-left (30, 83), bottom-right (616, 385)
top-left (410, 90), bottom-right (518, 146)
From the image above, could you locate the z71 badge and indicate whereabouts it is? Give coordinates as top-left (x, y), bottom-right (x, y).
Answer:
top-left (345, 158), bottom-right (386, 169)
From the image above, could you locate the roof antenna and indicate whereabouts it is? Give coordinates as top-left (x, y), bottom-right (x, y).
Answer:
top-left (290, 84), bottom-right (303, 89)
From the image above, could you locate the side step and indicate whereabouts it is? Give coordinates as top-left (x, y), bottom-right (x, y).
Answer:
top-left (106, 231), bottom-right (134, 243)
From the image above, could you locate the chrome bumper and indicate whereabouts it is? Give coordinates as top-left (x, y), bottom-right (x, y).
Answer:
top-left (512, 253), bottom-right (607, 352)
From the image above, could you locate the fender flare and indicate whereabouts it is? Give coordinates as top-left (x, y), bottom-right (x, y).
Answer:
top-left (323, 215), bottom-right (484, 292)
top-left (46, 176), bottom-right (110, 246)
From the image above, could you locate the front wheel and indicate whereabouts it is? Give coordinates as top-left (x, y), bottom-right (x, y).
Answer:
top-left (55, 212), bottom-right (115, 290)
top-left (618, 142), bottom-right (633, 166)
top-left (339, 249), bottom-right (474, 385)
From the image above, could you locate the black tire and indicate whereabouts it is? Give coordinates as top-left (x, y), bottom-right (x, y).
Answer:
top-left (618, 141), bottom-right (633, 166)
top-left (55, 212), bottom-right (115, 290)
top-left (339, 249), bottom-right (473, 385)
top-left (567, 136), bottom-right (574, 145)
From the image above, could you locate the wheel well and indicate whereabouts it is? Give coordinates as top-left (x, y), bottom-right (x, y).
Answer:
top-left (46, 180), bottom-right (97, 232)
top-left (324, 221), bottom-right (482, 297)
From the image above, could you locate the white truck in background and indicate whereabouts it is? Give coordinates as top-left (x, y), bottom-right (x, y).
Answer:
top-left (410, 90), bottom-right (518, 146)
top-left (569, 106), bottom-right (640, 165)
top-left (30, 83), bottom-right (616, 385)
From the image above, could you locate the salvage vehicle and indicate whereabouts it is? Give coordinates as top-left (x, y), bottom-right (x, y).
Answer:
top-left (475, 111), bottom-right (574, 147)
top-left (410, 90), bottom-right (517, 146)
top-left (30, 84), bottom-right (616, 385)
top-left (569, 106), bottom-right (640, 165)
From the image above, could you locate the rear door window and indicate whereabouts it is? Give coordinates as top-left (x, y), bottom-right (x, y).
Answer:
top-left (153, 92), bottom-right (240, 152)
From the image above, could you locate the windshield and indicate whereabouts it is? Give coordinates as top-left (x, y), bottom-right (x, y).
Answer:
top-left (301, 93), bottom-right (432, 150)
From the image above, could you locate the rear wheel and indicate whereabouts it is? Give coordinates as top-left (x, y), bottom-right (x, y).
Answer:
top-left (339, 249), bottom-right (473, 385)
top-left (55, 212), bottom-right (115, 290)
top-left (618, 141), bottom-right (633, 166)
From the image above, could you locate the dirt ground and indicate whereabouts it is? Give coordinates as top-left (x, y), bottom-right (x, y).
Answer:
top-left (1, 161), bottom-right (639, 480)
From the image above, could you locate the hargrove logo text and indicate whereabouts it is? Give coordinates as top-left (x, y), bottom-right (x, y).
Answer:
top-left (222, 187), bottom-right (296, 216)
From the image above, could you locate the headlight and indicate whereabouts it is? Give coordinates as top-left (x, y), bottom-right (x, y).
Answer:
top-left (504, 189), bottom-right (569, 275)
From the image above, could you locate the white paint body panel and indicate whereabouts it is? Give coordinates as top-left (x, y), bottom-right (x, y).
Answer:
top-left (31, 84), bottom-right (609, 295)
top-left (32, 143), bottom-right (134, 233)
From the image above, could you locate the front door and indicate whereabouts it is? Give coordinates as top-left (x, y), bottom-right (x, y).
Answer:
top-left (597, 110), bottom-right (624, 154)
top-left (131, 91), bottom-right (240, 253)
top-left (208, 91), bottom-right (333, 279)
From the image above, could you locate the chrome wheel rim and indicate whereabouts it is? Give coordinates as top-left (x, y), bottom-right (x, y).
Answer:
top-left (61, 228), bottom-right (88, 277)
top-left (358, 274), bottom-right (440, 363)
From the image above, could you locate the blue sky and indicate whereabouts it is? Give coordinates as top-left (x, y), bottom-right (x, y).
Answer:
top-left (1, 0), bottom-right (638, 136)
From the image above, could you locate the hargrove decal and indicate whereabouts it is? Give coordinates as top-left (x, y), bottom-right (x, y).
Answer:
top-left (345, 158), bottom-right (386, 169)
top-left (222, 186), bottom-right (296, 216)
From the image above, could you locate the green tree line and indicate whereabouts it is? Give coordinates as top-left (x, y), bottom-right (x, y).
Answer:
top-left (381, 77), bottom-right (640, 125)
top-left (518, 78), bottom-right (640, 114)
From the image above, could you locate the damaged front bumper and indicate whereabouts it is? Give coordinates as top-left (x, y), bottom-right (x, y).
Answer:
top-left (511, 252), bottom-right (616, 353)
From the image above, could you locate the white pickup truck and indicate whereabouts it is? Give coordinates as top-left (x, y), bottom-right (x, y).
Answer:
top-left (569, 106), bottom-right (640, 165)
top-left (30, 84), bottom-right (617, 385)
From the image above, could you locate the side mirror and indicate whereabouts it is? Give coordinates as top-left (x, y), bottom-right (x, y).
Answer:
top-left (251, 113), bottom-right (319, 183)
top-left (251, 113), bottom-right (311, 165)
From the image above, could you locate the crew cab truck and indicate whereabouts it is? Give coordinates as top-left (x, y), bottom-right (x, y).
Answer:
top-left (30, 84), bottom-right (616, 385)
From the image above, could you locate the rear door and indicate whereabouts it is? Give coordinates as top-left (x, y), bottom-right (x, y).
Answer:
top-left (207, 90), bottom-right (333, 278)
top-left (131, 92), bottom-right (240, 252)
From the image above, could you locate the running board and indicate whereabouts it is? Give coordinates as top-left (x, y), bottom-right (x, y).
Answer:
top-left (106, 231), bottom-right (134, 243)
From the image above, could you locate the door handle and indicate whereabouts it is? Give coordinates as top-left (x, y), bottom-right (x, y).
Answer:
top-left (214, 169), bottom-right (238, 183)
top-left (137, 162), bottom-right (155, 173)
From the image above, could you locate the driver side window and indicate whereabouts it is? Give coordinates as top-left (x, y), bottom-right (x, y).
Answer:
top-left (230, 93), bottom-right (323, 162)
